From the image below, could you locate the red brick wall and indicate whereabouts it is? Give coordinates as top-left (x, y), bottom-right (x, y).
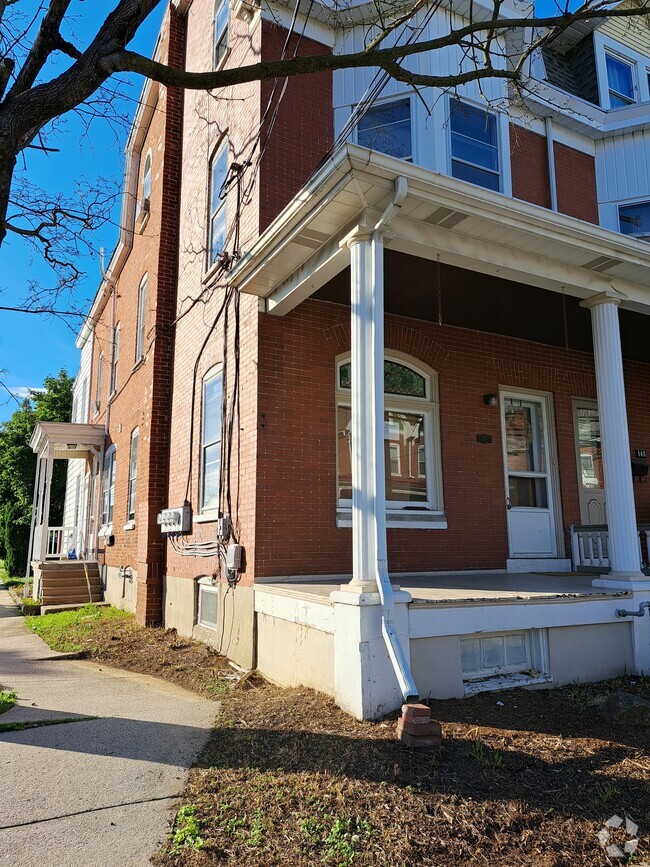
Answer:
top-left (254, 297), bottom-right (650, 577)
top-left (509, 124), bottom-right (551, 209)
top-left (259, 22), bottom-right (333, 231)
top-left (554, 141), bottom-right (599, 224)
top-left (87, 6), bottom-right (185, 624)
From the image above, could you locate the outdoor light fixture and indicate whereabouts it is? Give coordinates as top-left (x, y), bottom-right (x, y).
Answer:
top-left (483, 393), bottom-right (498, 407)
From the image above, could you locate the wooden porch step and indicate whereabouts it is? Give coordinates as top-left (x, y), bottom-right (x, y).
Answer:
top-left (41, 577), bottom-right (102, 589)
top-left (39, 566), bottom-right (100, 577)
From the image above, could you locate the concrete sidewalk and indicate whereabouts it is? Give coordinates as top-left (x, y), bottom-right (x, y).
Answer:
top-left (0, 585), bottom-right (217, 867)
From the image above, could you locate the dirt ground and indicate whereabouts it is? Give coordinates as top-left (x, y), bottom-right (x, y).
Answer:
top-left (66, 615), bottom-right (650, 866)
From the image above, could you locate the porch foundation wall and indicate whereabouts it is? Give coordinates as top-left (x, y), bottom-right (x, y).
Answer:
top-left (548, 622), bottom-right (634, 685)
top-left (163, 573), bottom-right (255, 670)
top-left (103, 565), bottom-right (138, 612)
top-left (256, 613), bottom-right (334, 696)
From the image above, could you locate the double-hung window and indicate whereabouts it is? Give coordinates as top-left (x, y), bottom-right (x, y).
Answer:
top-left (110, 323), bottom-right (120, 395)
top-left (127, 429), bottom-right (139, 523)
top-left (357, 98), bottom-right (413, 160)
top-left (208, 143), bottom-right (228, 269)
top-left (449, 98), bottom-right (500, 192)
top-left (201, 366), bottom-right (223, 513)
top-left (101, 446), bottom-right (116, 527)
top-left (606, 53), bottom-right (635, 107)
top-left (336, 355), bottom-right (444, 518)
top-left (142, 152), bottom-right (152, 203)
top-left (213, 0), bottom-right (228, 69)
top-left (95, 353), bottom-right (104, 412)
top-left (619, 200), bottom-right (650, 239)
top-left (136, 276), bottom-right (147, 361)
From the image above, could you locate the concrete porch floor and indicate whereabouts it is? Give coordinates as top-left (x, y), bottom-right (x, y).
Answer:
top-left (255, 571), bottom-right (632, 605)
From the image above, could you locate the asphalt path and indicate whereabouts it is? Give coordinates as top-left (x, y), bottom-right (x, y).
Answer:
top-left (0, 585), bottom-right (217, 867)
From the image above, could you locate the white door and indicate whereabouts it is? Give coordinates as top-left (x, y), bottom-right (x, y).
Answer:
top-left (501, 392), bottom-right (558, 558)
top-left (572, 399), bottom-right (606, 525)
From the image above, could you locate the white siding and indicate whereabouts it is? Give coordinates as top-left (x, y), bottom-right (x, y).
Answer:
top-left (62, 335), bottom-right (94, 547)
top-left (596, 129), bottom-right (650, 231)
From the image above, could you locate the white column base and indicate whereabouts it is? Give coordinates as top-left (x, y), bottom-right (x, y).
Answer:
top-left (330, 586), bottom-right (412, 720)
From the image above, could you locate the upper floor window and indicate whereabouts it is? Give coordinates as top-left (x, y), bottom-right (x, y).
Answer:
top-left (336, 355), bottom-right (443, 513)
top-left (619, 200), bottom-right (650, 239)
top-left (201, 366), bottom-right (223, 513)
top-left (142, 151), bottom-right (152, 203)
top-left (449, 98), bottom-right (499, 192)
top-left (606, 53), bottom-right (635, 107)
top-left (213, 0), bottom-right (228, 69)
top-left (136, 275), bottom-right (147, 361)
top-left (79, 379), bottom-right (87, 423)
top-left (208, 143), bottom-right (228, 269)
top-left (110, 323), bottom-right (120, 395)
top-left (127, 428), bottom-right (139, 523)
top-left (357, 98), bottom-right (412, 161)
top-left (101, 446), bottom-right (116, 527)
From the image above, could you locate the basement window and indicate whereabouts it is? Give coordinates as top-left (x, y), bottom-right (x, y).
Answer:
top-left (460, 629), bottom-right (550, 692)
top-left (197, 578), bottom-right (218, 630)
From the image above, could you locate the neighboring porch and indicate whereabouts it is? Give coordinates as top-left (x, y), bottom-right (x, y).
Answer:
top-left (254, 571), bottom-right (641, 717)
top-left (27, 421), bottom-right (105, 606)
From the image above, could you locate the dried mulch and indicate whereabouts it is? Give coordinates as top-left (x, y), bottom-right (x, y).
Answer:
top-left (77, 617), bottom-right (650, 866)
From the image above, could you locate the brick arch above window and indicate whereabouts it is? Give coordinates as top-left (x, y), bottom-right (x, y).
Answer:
top-left (322, 322), bottom-right (449, 372)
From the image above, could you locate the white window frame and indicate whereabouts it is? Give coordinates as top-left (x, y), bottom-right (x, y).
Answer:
top-left (605, 51), bottom-right (637, 108)
top-left (127, 428), bottom-right (139, 524)
top-left (200, 364), bottom-right (223, 514)
top-left (208, 142), bottom-right (228, 270)
top-left (95, 353), bottom-right (104, 412)
top-left (110, 323), bottom-right (120, 396)
top-left (448, 96), bottom-right (501, 193)
top-left (135, 275), bottom-right (147, 362)
top-left (197, 577), bottom-right (218, 630)
top-left (618, 197), bottom-right (650, 240)
top-left (356, 95), bottom-right (414, 162)
top-left (460, 628), bottom-right (551, 693)
top-left (594, 33), bottom-right (650, 109)
top-left (142, 150), bottom-right (152, 203)
top-left (335, 351), bottom-right (445, 529)
top-left (101, 446), bottom-right (116, 528)
top-left (213, 0), bottom-right (229, 69)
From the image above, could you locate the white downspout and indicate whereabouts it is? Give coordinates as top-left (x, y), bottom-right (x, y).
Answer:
top-left (371, 176), bottom-right (419, 703)
top-left (545, 118), bottom-right (558, 212)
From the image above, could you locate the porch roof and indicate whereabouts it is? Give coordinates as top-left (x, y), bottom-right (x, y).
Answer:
top-left (229, 143), bottom-right (650, 317)
top-left (29, 422), bottom-right (105, 459)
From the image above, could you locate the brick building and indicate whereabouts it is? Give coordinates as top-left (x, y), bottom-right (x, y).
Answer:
top-left (29, 0), bottom-right (650, 718)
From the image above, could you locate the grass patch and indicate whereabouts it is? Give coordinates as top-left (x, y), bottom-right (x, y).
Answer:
top-left (0, 690), bottom-right (17, 714)
top-left (168, 805), bottom-right (205, 855)
top-left (0, 559), bottom-right (28, 590)
top-left (27, 604), bottom-right (133, 653)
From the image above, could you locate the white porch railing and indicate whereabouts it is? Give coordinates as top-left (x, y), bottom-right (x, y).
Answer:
top-left (569, 524), bottom-right (650, 571)
top-left (45, 526), bottom-right (77, 559)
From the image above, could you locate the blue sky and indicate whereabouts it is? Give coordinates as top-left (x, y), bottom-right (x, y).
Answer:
top-left (0, 2), bottom-right (164, 422)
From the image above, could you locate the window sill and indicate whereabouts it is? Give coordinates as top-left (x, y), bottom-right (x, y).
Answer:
top-left (194, 513), bottom-right (218, 524)
top-left (131, 357), bottom-right (145, 374)
top-left (123, 521), bottom-right (136, 531)
top-left (98, 524), bottom-right (113, 538)
top-left (135, 211), bottom-right (150, 234)
top-left (202, 258), bottom-right (223, 285)
top-left (336, 509), bottom-right (447, 530)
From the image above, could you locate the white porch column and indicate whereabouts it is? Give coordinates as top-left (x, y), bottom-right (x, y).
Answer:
top-left (581, 293), bottom-right (644, 582)
top-left (39, 446), bottom-right (54, 563)
top-left (346, 230), bottom-right (381, 591)
top-left (25, 456), bottom-right (43, 584)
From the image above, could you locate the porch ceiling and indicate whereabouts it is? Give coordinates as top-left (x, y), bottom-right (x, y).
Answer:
top-left (30, 422), bottom-right (105, 458)
top-left (229, 144), bottom-right (650, 317)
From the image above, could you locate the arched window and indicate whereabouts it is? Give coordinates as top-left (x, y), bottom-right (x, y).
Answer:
top-left (201, 365), bottom-right (223, 513)
top-left (208, 141), bottom-right (228, 268)
top-left (336, 353), bottom-right (444, 520)
top-left (213, 0), bottom-right (229, 69)
top-left (136, 275), bottom-right (147, 361)
top-left (142, 151), bottom-right (152, 203)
